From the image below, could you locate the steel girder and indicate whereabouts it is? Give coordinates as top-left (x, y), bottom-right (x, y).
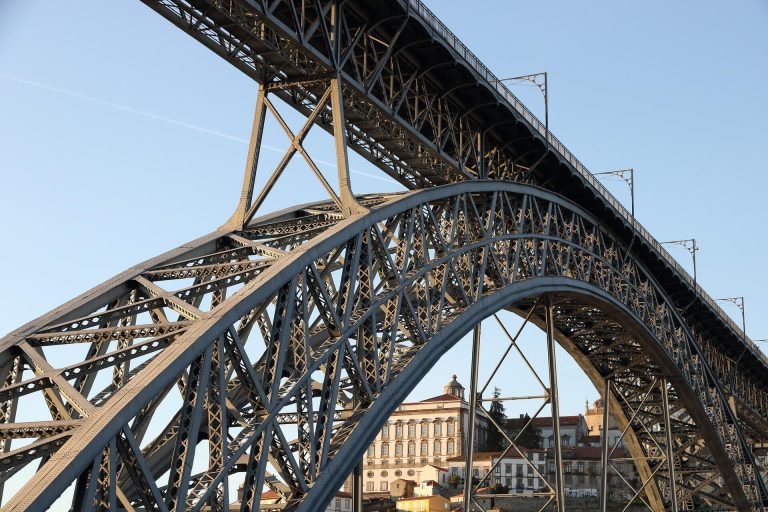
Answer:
top-left (0, 182), bottom-right (765, 510)
top-left (137, 0), bottom-right (768, 438)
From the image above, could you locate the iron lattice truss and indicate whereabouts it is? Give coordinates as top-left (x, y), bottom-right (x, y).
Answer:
top-left (2, 1), bottom-right (768, 511)
top-left (139, 0), bottom-right (768, 431)
top-left (0, 184), bottom-right (765, 510)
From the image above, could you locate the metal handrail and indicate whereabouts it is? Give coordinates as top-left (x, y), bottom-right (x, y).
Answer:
top-left (402, 0), bottom-right (766, 366)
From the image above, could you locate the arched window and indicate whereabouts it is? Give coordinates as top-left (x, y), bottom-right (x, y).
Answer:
top-left (447, 418), bottom-right (455, 435)
top-left (420, 440), bottom-right (429, 455)
top-left (433, 440), bottom-right (442, 455)
top-left (447, 439), bottom-right (455, 454)
top-left (433, 420), bottom-right (442, 436)
top-left (408, 441), bottom-right (415, 456)
top-left (381, 443), bottom-right (389, 457)
top-left (395, 442), bottom-right (403, 457)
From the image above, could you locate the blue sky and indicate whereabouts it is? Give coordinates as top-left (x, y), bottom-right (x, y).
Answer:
top-left (1, 0), bottom-right (767, 420)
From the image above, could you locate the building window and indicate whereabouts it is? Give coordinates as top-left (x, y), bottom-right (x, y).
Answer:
top-left (433, 421), bottom-right (442, 436)
top-left (421, 422), bottom-right (429, 436)
top-left (380, 481), bottom-right (388, 491)
top-left (473, 468), bottom-right (479, 477)
top-left (408, 469), bottom-right (415, 476)
top-left (433, 440), bottom-right (441, 455)
top-left (381, 471), bottom-right (388, 477)
top-left (367, 471), bottom-right (374, 478)
top-left (560, 435), bottom-right (570, 446)
top-left (565, 463), bottom-right (572, 474)
top-left (505, 477), bottom-right (512, 487)
top-left (527, 465), bottom-right (533, 475)
top-left (381, 444), bottom-right (389, 457)
top-left (505, 464), bottom-right (512, 474)
top-left (367, 445), bottom-right (374, 457)
top-left (366, 481), bottom-right (374, 491)
top-left (395, 423), bottom-right (403, 438)
top-left (447, 419), bottom-right (455, 435)
top-left (421, 440), bottom-right (428, 455)
top-left (382, 425), bottom-right (389, 439)
top-left (395, 443), bottom-right (403, 457)
top-left (577, 463), bottom-right (584, 474)
top-left (528, 477), bottom-right (534, 488)
top-left (408, 442), bottom-right (415, 456)
top-left (335, 499), bottom-right (340, 508)
top-left (408, 421), bottom-right (416, 437)
top-left (516, 464), bottom-right (523, 477)
top-left (447, 439), bottom-right (455, 454)
top-left (395, 470), bottom-right (402, 477)
top-left (495, 465), bottom-right (501, 474)
top-left (452, 467), bottom-right (458, 476)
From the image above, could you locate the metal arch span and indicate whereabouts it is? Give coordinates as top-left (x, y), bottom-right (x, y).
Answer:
top-left (0, 182), bottom-right (764, 511)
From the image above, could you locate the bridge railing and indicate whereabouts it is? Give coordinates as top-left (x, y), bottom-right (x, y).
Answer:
top-left (402, 0), bottom-right (766, 366)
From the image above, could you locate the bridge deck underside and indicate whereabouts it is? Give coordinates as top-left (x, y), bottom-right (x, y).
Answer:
top-left (141, 0), bottom-right (768, 420)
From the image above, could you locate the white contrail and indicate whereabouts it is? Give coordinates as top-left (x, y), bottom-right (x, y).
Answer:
top-left (0, 74), bottom-right (399, 185)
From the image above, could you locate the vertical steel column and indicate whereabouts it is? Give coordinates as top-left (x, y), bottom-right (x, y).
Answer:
top-left (545, 296), bottom-right (566, 512)
top-left (463, 324), bottom-right (482, 512)
top-left (600, 378), bottom-right (611, 512)
top-left (224, 84), bottom-right (267, 230)
top-left (661, 378), bottom-right (678, 512)
top-left (351, 393), bottom-right (364, 512)
top-left (352, 462), bottom-right (363, 512)
top-left (329, 78), bottom-right (368, 216)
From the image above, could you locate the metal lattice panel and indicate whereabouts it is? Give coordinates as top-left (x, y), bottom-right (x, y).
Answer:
top-left (2, 1), bottom-right (768, 511)
top-left (0, 183), bottom-right (764, 510)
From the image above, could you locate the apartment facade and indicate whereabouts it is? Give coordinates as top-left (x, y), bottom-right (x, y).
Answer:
top-left (363, 375), bottom-right (488, 493)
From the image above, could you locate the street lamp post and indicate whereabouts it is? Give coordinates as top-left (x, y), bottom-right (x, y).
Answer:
top-left (495, 72), bottom-right (549, 147)
top-left (594, 169), bottom-right (635, 218)
top-left (662, 239), bottom-right (699, 290)
top-left (717, 297), bottom-right (746, 391)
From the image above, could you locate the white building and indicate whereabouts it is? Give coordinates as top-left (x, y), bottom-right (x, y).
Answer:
top-left (256, 490), bottom-right (353, 511)
top-left (446, 449), bottom-right (548, 494)
top-left (533, 415), bottom-right (588, 448)
top-left (363, 376), bottom-right (488, 493)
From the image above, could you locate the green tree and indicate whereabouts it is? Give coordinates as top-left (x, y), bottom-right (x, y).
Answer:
top-left (513, 414), bottom-right (541, 448)
top-left (482, 387), bottom-right (507, 451)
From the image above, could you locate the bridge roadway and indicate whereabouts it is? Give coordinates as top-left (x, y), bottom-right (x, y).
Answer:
top-left (0, 1), bottom-right (766, 511)
top-left (143, 0), bottom-right (768, 437)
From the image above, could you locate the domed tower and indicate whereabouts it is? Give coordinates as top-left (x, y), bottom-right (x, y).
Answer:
top-left (444, 374), bottom-right (465, 399)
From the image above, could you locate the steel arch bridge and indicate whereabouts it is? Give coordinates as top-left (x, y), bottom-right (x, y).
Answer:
top-left (1, 1), bottom-right (767, 511)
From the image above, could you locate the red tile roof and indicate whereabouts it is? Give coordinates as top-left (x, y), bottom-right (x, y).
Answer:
top-left (561, 445), bottom-right (628, 459)
top-left (532, 415), bottom-right (582, 427)
top-left (446, 448), bottom-right (544, 462)
top-left (419, 393), bottom-right (463, 403)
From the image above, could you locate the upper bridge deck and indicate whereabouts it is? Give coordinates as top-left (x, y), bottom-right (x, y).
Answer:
top-left (144, 0), bottom-right (768, 433)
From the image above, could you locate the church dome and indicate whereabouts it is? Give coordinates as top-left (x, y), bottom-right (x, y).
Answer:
top-left (444, 374), bottom-right (465, 399)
